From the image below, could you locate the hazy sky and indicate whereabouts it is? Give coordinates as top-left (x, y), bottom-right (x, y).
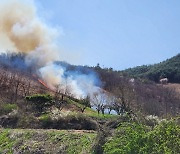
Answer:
top-left (36, 0), bottom-right (180, 70)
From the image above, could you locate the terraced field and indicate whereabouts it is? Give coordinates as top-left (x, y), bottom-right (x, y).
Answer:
top-left (0, 129), bottom-right (97, 154)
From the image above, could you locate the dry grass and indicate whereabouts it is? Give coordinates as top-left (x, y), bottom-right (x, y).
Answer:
top-left (164, 83), bottom-right (180, 95)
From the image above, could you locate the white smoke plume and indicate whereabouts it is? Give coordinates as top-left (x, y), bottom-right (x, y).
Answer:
top-left (39, 63), bottom-right (101, 98)
top-left (0, 0), bottom-right (101, 98)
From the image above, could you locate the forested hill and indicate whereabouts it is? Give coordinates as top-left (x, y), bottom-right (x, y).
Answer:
top-left (121, 54), bottom-right (180, 83)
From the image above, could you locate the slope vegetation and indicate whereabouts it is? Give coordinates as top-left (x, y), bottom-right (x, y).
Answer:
top-left (0, 129), bottom-right (96, 153)
top-left (122, 54), bottom-right (180, 83)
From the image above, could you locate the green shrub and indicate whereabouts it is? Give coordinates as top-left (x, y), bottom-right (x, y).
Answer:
top-left (26, 94), bottom-right (53, 113)
top-left (0, 129), bottom-right (15, 153)
top-left (39, 114), bottom-right (52, 128)
top-left (53, 114), bottom-right (97, 130)
top-left (103, 120), bottom-right (180, 154)
top-left (0, 103), bottom-right (17, 116)
top-left (26, 94), bottom-right (53, 101)
top-left (144, 120), bottom-right (180, 154)
top-left (17, 114), bottom-right (39, 128)
top-left (104, 122), bottom-right (147, 154)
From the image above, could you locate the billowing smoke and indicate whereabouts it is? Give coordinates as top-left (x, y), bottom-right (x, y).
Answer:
top-left (0, 0), bottom-right (101, 98)
top-left (0, 0), bottom-right (59, 67)
top-left (39, 63), bottom-right (101, 98)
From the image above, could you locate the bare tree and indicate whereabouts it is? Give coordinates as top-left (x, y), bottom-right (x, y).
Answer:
top-left (103, 93), bottom-right (115, 114)
top-left (78, 95), bottom-right (91, 113)
top-left (53, 84), bottom-right (67, 111)
top-left (91, 91), bottom-right (109, 115)
top-left (112, 77), bottom-right (135, 115)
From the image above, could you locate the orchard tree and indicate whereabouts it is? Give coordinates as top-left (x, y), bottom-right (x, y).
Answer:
top-left (78, 95), bottom-right (91, 113)
top-left (91, 91), bottom-right (108, 115)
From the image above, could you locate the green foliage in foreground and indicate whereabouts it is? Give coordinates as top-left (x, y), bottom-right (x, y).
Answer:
top-left (104, 120), bottom-right (180, 154)
top-left (0, 129), bottom-right (97, 154)
top-left (0, 129), bottom-right (15, 154)
top-left (48, 130), bottom-right (96, 154)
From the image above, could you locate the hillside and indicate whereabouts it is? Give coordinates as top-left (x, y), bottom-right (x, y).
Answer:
top-left (0, 53), bottom-right (180, 153)
top-left (0, 0), bottom-right (180, 153)
top-left (121, 54), bottom-right (180, 83)
top-left (0, 53), bottom-right (179, 117)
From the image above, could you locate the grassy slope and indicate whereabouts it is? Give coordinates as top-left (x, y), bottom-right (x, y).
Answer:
top-left (0, 129), bottom-right (97, 154)
top-left (70, 100), bottom-right (117, 119)
top-left (164, 83), bottom-right (180, 94)
top-left (0, 98), bottom-right (117, 153)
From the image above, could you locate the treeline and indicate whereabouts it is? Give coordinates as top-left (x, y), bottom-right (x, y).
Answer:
top-left (55, 53), bottom-right (180, 85)
top-left (0, 53), bottom-right (48, 103)
top-left (92, 65), bottom-right (179, 117)
top-left (122, 53), bottom-right (180, 83)
top-left (2, 52), bottom-right (180, 84)
top-left (53, 58), bottom-right (180, 117)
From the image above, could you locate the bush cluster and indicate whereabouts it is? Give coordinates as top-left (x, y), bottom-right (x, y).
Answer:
top-left (25, 94), bottom-right (53, 113)
top-left (104, 120), bottom-right (180, 154)
top-left (0, 103), bottom-right (17, 116)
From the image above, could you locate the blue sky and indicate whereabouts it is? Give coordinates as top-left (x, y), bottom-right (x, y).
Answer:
top-left (36, 0), bottom-right (180, 70)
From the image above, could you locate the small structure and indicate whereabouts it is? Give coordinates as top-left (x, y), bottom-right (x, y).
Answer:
top-left (129, 78), bottom-right (135, 83)
top-left (160, 78), bottom-right (168, 84)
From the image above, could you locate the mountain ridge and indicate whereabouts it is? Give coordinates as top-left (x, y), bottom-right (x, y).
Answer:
top-left (121, 53), bottom-right (180, 83)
